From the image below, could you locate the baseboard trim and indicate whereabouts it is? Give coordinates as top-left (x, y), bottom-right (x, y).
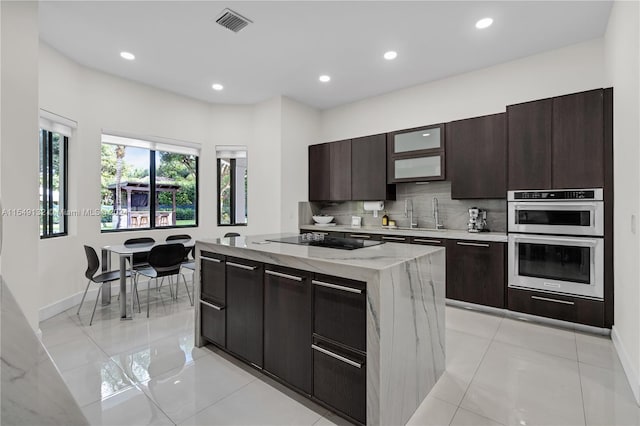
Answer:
top-left (611, 326), bottom-right (640, 405)
top-left (38, 283), bottom-right (121, 322)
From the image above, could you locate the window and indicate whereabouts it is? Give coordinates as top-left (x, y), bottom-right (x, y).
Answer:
top-left (39, 129), bottom-right (68, 237)
top-left (100, 132), bottom-right (199, 231)
top-left (39, 110), bottom-right (75, 238)
top-left (217, 146), bottom-right (247, 226)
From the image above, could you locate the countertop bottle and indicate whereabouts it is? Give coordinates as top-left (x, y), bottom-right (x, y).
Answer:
top-left (382, 212), bottom-right (389, 227)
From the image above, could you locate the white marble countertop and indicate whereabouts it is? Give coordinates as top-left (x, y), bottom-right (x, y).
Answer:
top-left (197, 233), bottom-right (444, 274)
top-left (1, 278), bottom-right (88, 425)
top-left (299, 224), bottom-right (508, 242)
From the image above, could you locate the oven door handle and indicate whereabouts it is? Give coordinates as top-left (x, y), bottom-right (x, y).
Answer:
top-left (512, 201), bottom-right (600, 209)
top-left (510, 234), bottom-right (600, 246)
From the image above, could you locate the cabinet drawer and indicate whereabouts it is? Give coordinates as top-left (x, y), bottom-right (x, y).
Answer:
top-left (312, 337), bottom-right (366, 425)
top-left (313, 274), bottom-right (366, 351)
top-left (381, 235), bottom-right (410, 243)
top-left (201, 299), bottom-right (225, 347)
top-left (200, 251), bottom-right (225, 303)
top-left (410, 236), bottom-right (445, 246)
top-left (508, 288), bottom-right (604, 327)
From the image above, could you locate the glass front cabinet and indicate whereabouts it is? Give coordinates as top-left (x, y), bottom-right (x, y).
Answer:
top-left (387, 124), bottom-right (445, 183)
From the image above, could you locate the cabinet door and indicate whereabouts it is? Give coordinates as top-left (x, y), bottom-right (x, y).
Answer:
top-left (226, 257), bottom-right (264, 367)
top-left (507, 99), bottom-right (553, 190)
top-left (446, 240), bottom-right (505, 308)
top-left (351, 134), bottom-right (395, 201)
top-left (411, 236), bottom-right (445, 246)
top-left (345, 232), bottom-right (382, 241)
top-left (201, 300), bottom-right (226, 347)
top-left (309, 143), bottom-right (330, 201)
top-left (264, 266), bottom-right (312, 394)
top-left (387, 124), bottom-right (446, 183)
top-left (448, 113), bottom-right (506, 199)
top-left (552, 89), bottom-right (604, 189)
top-left (200, 251), bottom-right (225, 304)
top-left (329, 140), bottom-right (352, 201)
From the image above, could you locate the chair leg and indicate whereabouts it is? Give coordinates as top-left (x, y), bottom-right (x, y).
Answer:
top-left (89, 286), bottom-right (102, 326)
top-left (147, 278), bottom-right (153, 318)
top-left (77, 279), bottom-right (92, 315)
top-left (172, 275), bottom-right (178, 300)
top-left (134, 275), bottom-right (141, 313)
top-left (181, 273), bottom-right (193, 306)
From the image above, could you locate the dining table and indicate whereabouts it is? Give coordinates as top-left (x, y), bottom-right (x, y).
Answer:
top-left (101, 238), bottom-right (194, 319)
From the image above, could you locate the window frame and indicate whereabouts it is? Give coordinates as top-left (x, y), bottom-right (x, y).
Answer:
top-left (40, 129), bottom-right (69, 239)
top-left (217, 157), bottom-right (247, 227)
top-left (100, 145), bottom-right (199, 233)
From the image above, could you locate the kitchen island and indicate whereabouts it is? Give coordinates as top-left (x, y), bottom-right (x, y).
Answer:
top-left (194, 234), bottom-right (445, 426)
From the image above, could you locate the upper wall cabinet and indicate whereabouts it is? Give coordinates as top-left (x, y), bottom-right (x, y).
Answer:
top-left (507, 89), bottom-right (605, 190)
top-left (351, 134), bottom-right (396, 201)
top-left (309, 140), bottom-right (352, 202)
top-left (447, 113), bottom-right (506, 199)
top-left (387, 124), bottom-right (445, 183)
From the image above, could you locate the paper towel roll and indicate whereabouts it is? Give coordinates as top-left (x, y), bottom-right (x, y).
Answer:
top-left (363, 201), bottom-right (384, 211)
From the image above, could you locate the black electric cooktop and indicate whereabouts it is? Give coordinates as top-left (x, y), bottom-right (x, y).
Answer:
top-left (266, 235), bottom-right (384, 250)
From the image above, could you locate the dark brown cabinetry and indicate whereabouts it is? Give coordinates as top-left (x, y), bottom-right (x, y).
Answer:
top-left (552, 89), bottom-right (605, 189)
top-left (309, 140), bottom-right (351, 201)
top-left (264, 266), bottom-right (313, 394)
top-left (507, 99), bottom-right (553, 190)
top-left (351, 134), bottom-right (396, 201)
top-left (507, 89), bottom-right (606, 190)
top-left (345, 232), bottom-right (382, 241)
top-left (313, 337), bottom-right (366, 425)
top-left (312, 274), bottom-right (366, 424)
top-left (380, 235), bottom-right (411, 243)
top-left (508, 287), bottom-right (604, 328)
top-left (200, 251), bottom-right (226, 347)
top-left (410, 236), bottom-right (445, 246)
top-left (447, 113), bottom-right (506, 199)
top-left (446, 240), bottom-right (505, 308)
top-left (225, 257), bottom-right (264, 367)
top-left (387, 124), bottom-right (446, 183)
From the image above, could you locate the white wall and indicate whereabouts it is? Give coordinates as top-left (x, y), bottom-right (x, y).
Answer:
top-left (38, 44), bottom-right (297, 313)
top-left (280, 97), bottom-right (321, 232)
top-left (1, 1), bottom-right (40, 330)
top-left (605, 0), bottom-right (640, 403)
top-left (320, 39), bottom-right (605, 141)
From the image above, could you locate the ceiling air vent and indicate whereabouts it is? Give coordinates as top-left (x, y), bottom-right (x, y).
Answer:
top-left (215, 8), bottom-right (252, 33)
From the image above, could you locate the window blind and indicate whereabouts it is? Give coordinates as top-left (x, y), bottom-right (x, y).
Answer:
top-left (39, 109), bottom-right (77, 137)
top-left (216, 145), bottom-right (247, 159)
top-left (102, 130), bottom-right (201, 156)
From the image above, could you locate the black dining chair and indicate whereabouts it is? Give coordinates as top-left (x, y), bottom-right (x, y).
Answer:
top-left (166, 234), bottom-right (192, 261)
top-left (180, 246), bottom-right (196, 306)
top-left (124, 237), bottom-right (155, 269)
top-left (78, 245), bottom-right (131, 325)
top-left (224, 232), bottom-right (240, 238)
top-left (135, 243), bottom-right (192, 317)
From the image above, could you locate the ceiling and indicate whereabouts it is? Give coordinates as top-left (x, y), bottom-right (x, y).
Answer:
top-left (39, 1), bottom-right (613, 110)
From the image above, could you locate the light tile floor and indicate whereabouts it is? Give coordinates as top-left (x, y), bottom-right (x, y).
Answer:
top-left (41, 288), bottom-right (639, 426)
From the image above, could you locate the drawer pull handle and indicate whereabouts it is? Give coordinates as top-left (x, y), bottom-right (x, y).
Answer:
top-left (265, 270), bottom-right (303, 282)
top-left (413, 239), bottom-right (442, 244)
top-left (382, 236), bottom-right (405, 241)
top-left (227, 261), bottom-right (257, 271)
top-left (312, 280), bottom-right (362, 294)
top-left (311, 344), bottom-right (362, 369)
top-left (349, 234), bottom-right (370, 239)
top-left (456, 242), bottom-right (490, 248)
top-left (200, 300), bottom-right (225, 311)
top-left (201, 256), bottom-right (222, 263)
top-left (531, 295), bottom-right (575, 306)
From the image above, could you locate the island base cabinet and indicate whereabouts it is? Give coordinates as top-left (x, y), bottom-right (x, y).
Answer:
top-left (264, 266), bottom-right (313, 395)
top-left (200, 252), bottom-right (225, 304)
top-left (312, 338), bottom-right (366, 425)
top-left (226, 257), bottom-right (264, 367)
top-left (200, 300), bottom-right (225, 347)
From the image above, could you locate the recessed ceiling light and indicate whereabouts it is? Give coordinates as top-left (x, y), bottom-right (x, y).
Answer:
top-left (422, 133), bottom-right (431, 137)
top-left (383, 51), bottom-right (397, 60)
top-left (475, 17), bottom-right (493, 29)
top-left (120, 51), bottom-right (135, 60)
top-left (319, 75), bottom-right (331, 83)
top-left (211, 83), bottom-right (224, 91)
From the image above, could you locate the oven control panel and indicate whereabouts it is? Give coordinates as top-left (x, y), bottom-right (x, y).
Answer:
top-left (508, 188), bottom-right (603, 202)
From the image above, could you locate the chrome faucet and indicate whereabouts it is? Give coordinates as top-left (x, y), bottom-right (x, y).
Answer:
top-left (404, 199), bottom-right (418, 228)
top-left (432, 197), bottom-right (444, 229)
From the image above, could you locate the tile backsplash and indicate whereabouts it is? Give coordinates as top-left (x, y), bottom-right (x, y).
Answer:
top-left (299, 181), bottom-right (507, 232)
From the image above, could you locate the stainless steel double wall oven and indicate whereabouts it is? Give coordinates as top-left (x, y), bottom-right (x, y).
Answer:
top-left (508, 189), bottom-right (604, 300)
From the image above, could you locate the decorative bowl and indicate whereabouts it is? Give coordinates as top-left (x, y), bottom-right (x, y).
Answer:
top-left (312, 215), bottom-right (334, 224)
